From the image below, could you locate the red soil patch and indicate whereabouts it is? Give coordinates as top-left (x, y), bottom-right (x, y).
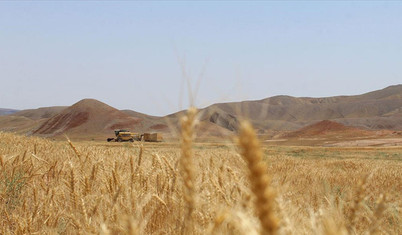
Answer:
top-left (150, 124), bottom-right (168, 130)
top-left (284, 120), bottom-right (369, 138)
top-left (109, 119), bottom-right (141, 130)
top-left (34, 112), bottom-right (89, 134)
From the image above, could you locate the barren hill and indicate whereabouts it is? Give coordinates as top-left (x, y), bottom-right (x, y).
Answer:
top-left (196, 85), bottom-right (402, 132)
top-left (0, 85), bottom-right (401, 139)
top-left (33, 99), bottom-right (144, 138)
top-left (0, 99), bottom-right (171, 139)
top-left (11, 106), bottom-right (67, 120)
top-left (0, 116), bottom-right (39, 133)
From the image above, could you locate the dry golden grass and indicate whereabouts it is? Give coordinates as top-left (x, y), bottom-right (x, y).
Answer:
top-left (0, 123), bottom-right (401, 234)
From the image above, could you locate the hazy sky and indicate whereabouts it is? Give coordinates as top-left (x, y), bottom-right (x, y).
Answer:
top-left (1, 2), bottom-right (401, 116)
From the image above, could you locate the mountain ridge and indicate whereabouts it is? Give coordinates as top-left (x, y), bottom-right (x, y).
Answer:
top-left (196, 84), bottom-right (402, 131)
top-left (0, 85), bottom-right (401, 139)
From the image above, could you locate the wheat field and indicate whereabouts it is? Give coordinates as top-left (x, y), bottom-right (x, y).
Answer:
top-left (0, 112), bottom-right (401, 234)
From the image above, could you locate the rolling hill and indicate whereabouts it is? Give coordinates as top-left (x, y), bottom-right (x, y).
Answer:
top-left (0, 85), bottom-right (401, 140)
top-left (32, 99), bottom-right (144, 138)
top-left (12, 106), bottom-right (67, 120)
top-left (196, 84), bottom-right (402, 132)
top-left (0, 115), bottom-right (39, 133)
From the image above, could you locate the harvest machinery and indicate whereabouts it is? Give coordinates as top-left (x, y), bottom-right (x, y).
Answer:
top-left (107, 130), bottom-right (163, 142)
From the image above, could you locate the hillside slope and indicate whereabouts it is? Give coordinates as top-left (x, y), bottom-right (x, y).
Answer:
top-left (32, 99), bottom-right (144, 138)
top-left (283, 120), bottom-right (371, 138)
top-left (195, 85), bottom-right (402, 131)
top-left (0, 85), bottom-right (401, 139)
top-left (11, 106), bottom-right (67, 120)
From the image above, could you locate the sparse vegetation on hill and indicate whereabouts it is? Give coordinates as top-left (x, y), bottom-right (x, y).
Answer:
top-left (200, 85), bottom-right (402, 132)
top-left (11, 106), bottom-right (67, 120)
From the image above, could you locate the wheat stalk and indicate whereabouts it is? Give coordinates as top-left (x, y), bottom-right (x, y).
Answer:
top-left (369, 194), bottom-right (387, 234)
top-left (347, 174), bottom-right (369, 233)
top-left (179, 107), bottom-right (198, 232)
top-left (237, 120), bottom-right (279, 235)
top-left (66, 136), bottom-right (81, 160)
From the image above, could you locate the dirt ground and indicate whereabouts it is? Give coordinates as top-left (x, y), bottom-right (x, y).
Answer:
top-left (262, 135), bottom-right (402, 147)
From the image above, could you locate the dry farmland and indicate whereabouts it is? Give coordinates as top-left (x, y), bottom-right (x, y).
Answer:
top-left (0, 120), bottom-right (401, 234)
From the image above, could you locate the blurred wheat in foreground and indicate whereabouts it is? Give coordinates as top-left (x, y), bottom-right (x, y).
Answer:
top-left (0, 110), bottom-right (401, 234)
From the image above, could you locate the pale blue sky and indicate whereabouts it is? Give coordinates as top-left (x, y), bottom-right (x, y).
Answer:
top-left (1, 1), bottom-right (401, 116)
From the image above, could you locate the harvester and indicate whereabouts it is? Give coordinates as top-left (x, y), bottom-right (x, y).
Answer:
top-left (107, 130), bottom-right (163, 142)
top-left (107, 130), bottom-right (141, 142)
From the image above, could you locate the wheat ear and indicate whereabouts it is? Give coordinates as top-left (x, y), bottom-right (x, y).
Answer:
top-left (66, 135), bottom-right (81, 160)
top-left (237, 120), bottom-right (279, 235)
top-left (180, 107), bottom-right (197, 224)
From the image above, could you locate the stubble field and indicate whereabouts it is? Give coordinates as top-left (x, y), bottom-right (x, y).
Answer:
top-left (0, 124), bottom-right (401, 234)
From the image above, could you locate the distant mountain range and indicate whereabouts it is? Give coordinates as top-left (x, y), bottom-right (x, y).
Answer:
top-left (0, 85), bottom-right (401, 140)
top-left (0, 108), bottom-right (19, 116)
